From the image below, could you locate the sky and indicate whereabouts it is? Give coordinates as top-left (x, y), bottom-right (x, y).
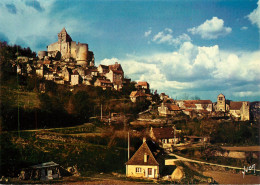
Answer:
top-left (0, 0), bottom-right (259, 102)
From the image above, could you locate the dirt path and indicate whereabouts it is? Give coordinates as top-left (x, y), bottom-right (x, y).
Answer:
top-left (203, 171), bottom-right (260, 184)
top-left (168, 153), bottom-right (260, 171)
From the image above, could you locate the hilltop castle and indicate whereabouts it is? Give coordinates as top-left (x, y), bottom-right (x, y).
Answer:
top-left (38, 28), bottom-right (94, 67)
top-left (16, 28), bottom-right (130, 90)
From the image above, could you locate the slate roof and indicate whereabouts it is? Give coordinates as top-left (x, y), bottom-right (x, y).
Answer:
top-left (126, 141), bottom-right (159, 166)
top-left (230, 101), bottom-right (242, 110)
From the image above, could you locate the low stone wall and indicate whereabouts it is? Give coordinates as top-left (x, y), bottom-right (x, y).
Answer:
top-left (215, 151), bottom-right (259, 159)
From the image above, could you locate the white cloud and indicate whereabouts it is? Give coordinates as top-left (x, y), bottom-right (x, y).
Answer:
top-left (233, 91), bottom-right (260, 97)
top-left (188, 17), bottom-right (232, 39)
top-left (144, 29), bottom-right (152, 37)
top-left (152, 28), bottom-right (191, 46)
top-left (247, 0), bottom-right (260, 32)
top-left (99, 41), bottom-right (260, 100)
top-left (241, 26), bottom-right (248, 30)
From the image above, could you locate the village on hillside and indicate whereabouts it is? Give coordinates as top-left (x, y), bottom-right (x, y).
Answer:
top-left (1, 28), bottom-right (260, 184)
top-left (12, 28), bottom-right (257, 122)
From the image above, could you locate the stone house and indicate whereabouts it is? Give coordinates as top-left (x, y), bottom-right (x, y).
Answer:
top-left (135, 81), bottom-right (150, 93)
top-left (176, 100), bottom-right (213, 114)
top-left (26, 64), bottom-right (35, 76)
top-left (61, 67), bottom-right (72, 82)
top-left (86, 68), bottom-right (98, 77)
top-left (36, 64), bottom-right (45, 77)
top-left (97, 64), bottom-right (109, 75)
top-left (130, 91), bottom-right (147, 103)
top-left (105, 69), bottom-right (124, 90)
top-left (44, 70), bottom-right (54, 81)
top-left (126, 140), bottom-right (159, 179)
top-left (71, 70), bottom-right (80, 86)
top-left (229, 101), bottom-right (250, 121)
top-left (160, 93), bottom-right (169, 101)
top-left (150, 127), bottom-right (179, 148)
top-left (158, 103), bottom-right (181, 116)
top-left (94, 78), bottom-right (113, 90)
top-left (43, 60), bottom-right (52, 68)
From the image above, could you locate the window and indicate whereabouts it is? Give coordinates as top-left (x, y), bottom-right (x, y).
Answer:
top-left (148, 168), bottom-right (152, 175)
top-left (219, 97), bottom-right (223, 101)
top-left (136, 167), bottom-right (142, 173)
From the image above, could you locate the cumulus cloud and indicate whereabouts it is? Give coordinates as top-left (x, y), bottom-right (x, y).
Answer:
top-left (247, 0), bottom-right (260, 31)
top-left (99, 42), bottom-right (260, 100)
top-left (188, 17), bottom-right (232, 39)
top-left (152, 28), bottom-right (191, 46)
top-left (241, 26), bottom-right (248, 30)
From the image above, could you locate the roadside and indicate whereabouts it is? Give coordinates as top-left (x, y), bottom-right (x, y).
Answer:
top-left (203, 171), bottom-right (260, 184)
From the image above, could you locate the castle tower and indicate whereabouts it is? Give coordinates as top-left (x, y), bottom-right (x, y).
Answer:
top-left (58, 28), bottom-right (72, 43)
top-left (216, 93), bottom-right (226, 112)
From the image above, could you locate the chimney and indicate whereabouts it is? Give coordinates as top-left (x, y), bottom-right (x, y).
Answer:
top-left (143, 137), bottom-right (146, 143)
top-left (144, 153), bottom-right (147, 163)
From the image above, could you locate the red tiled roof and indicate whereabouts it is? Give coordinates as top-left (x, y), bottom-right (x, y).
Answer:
top-left (184, 109), bottom-right (193, 112)
top-left (152, 127), bottom-right (177, 139)
top-left (137, 81), bottom-right (149, 86)
top-left (125, 141), bottom-right (159, 166)
top-left (112, 70), bottom-right (123, 74)
top-left (184, 100), bottom-right (212, 104)
top-left (73, 70), bottom-right (79, 75)
top-left (166, 104), bottom-right (181, 111)
top-left (230, 101), bottom-right (242, 110)
top-left (43, 60), bottom-right (51, 64)
top-left (99, 79), bottom-right (112, 84)
top-left (130, 91), bottom-right (146, 97)
top-left (184, 103), bottom-right (197, 108)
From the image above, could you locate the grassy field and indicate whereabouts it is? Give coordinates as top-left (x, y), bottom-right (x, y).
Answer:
top-left (0, 123), bottom-right (134, 181)
top-left (1, 86), bottom-right (41, 109)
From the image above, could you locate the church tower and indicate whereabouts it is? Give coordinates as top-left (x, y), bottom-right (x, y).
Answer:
top-left (216, 93), bottom-right (226, 112)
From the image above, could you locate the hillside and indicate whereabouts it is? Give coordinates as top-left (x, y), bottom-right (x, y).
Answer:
top-left (0, 123), bottom-right (144, 179)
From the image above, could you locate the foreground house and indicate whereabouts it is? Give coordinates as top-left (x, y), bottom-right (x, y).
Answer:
top-left (126, 140), bottom-right (159, 179)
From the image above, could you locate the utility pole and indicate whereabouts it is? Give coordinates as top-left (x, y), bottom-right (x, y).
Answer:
top-left (128, 131), bottom-right (130, 160)
top-left (174, 125), bottom-right (176, 146)
top-left (101, 104), bottom-right (103, 120)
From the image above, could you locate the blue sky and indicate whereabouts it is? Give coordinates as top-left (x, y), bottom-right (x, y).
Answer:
top-left (0, 0), bottom-right (259, 102)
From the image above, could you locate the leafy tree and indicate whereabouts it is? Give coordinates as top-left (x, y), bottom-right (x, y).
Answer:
top-left (73, 91), bottom-right (94, 122)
